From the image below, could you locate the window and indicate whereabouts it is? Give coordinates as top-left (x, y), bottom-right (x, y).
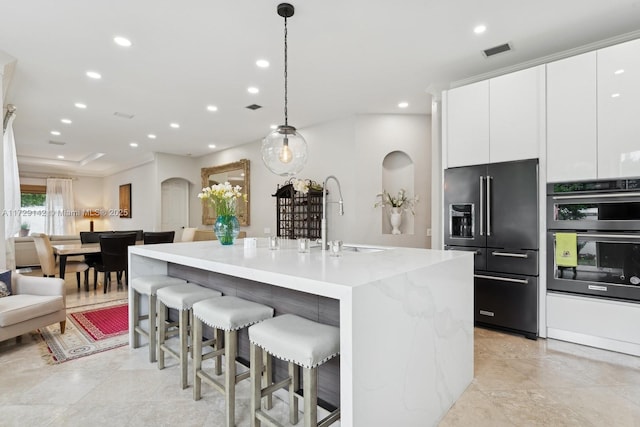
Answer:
top-left (20, 184), bottom-right (46, 235)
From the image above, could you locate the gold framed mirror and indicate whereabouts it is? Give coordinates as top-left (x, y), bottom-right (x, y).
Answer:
top-left (201, 159), bottom-right (250, 226)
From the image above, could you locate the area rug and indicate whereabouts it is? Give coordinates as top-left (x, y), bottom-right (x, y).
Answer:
top-left (35, 299), bottom-right (129, 364)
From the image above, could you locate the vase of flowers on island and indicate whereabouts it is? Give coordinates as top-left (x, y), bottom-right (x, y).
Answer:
top-left (198, 182), bottom-right (245, 245)
top-left (374, 189), bottom-right (419, 235)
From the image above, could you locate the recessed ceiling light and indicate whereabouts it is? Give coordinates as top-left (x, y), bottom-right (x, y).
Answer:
top-left (114, 36), bottom-right (132, 47)
top-left (474, 25), bottom-right (487, 34)
top-left (61, 118), bottom-right (72, 124)
top-left (208, 144), bottom-right (216, 149)
top-left (615, 69), bottom-right (625, 75)
top-left (206, 105), bottom-right (218, 112)
top-left (129, 142), bottom-right (139, 147)
top-left (50, 130), bottom-right (61, 136)
top-left (270, 124), bottom-right (278, 130)
top-left (57, 155), bottom-right (65, 159)
top-left (398, 102), bottom-right (409, 108)
top-left (170, 123), bottom-right (180, 129)
top-left (74, 102), bottom-right (87, 109)
top-left (86, 71), bottom-right (102, 79)
top-left (612, 93), bottom-right (621, 98)
top-left (147, 134), bottom-right (157, 139)
top-left (247, 86), bottom-right (259, 94)
top-left (256, 59), bottom-right (270, 68)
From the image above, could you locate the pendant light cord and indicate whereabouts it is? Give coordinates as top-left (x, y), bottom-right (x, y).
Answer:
top-left (284, 16), bottom-right (288, 127)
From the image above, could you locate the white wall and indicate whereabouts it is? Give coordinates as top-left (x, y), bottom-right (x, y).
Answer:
top-left (101, 160), bottom-right (157, 232)
top-left (197, 113), bottom-right (432, 247)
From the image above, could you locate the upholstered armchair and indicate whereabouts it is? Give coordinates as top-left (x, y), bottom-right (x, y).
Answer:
top-left (0, 273), bottom-right (67, 342)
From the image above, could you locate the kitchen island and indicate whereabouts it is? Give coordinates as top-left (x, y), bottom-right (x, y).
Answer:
top-left (128, 239), bottom-right (474, 426)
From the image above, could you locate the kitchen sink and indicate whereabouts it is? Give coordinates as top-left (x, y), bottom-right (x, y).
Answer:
top-left (342, 245), bottom-right (385, 253)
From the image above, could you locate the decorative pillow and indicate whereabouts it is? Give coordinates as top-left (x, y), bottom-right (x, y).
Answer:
top-left (0, 270), bottom-right (12, 297)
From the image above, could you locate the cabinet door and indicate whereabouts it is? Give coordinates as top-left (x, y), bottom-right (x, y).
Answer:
top-left (446, 80), bottom-right (490, 167)
top-left (597, 38), bottom-right (640, 178)
top-left (546, 52), bottom-right (597, 182)
top-left (489, 65), bottom-right (544, 163)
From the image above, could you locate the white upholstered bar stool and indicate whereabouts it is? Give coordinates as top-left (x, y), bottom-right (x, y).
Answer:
top-left (156, 283), bottom-right (222, 389)
top-left (249, 314), bottom-right (341, 427)
top-left (131, 275), bottom-right (188, 362)
top-left (192, 296), bottom-right (275, 427)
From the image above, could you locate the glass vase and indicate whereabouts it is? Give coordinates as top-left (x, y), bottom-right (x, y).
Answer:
top-left (214, 214), bottom-right (240, 245)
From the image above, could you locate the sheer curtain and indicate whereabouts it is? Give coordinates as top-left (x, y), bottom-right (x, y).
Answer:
top-left (3, 113), bottom-right (21, 270)
top-left (45, 178), bottom-right (77, 235)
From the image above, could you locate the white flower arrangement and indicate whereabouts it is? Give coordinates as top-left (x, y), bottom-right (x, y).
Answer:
top-left (198, 182), bottom-right (245, 216)
top-left (374, 189), bottom-right (419, 215)
top-left (291, 178), bottom-right (322, 194)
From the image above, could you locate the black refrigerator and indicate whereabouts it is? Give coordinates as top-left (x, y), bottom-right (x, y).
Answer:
top-left (444, 158), bottom-right (539, 339)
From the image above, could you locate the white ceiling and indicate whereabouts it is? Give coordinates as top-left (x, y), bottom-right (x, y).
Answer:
top-left (2, 0), bottom-right (640, 177)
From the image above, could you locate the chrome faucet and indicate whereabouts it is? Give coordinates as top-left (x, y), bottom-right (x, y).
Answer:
top-left (321, 175), bottom-right (344, 250)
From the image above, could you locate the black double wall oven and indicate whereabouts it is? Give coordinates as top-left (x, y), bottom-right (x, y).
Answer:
top-left (445, 159), bottom-right (539, 340)
top-left (547, 179), bottom-right (640, 303)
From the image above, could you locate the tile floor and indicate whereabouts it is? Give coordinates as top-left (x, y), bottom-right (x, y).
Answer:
top-left (1, 273), bottom-right (640, 426)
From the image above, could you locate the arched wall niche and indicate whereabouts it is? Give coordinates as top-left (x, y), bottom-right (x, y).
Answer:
top-left (381, 150), bottom-right (415, 235)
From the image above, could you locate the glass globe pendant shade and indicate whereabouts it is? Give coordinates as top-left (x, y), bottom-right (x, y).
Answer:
top-left (261, 125), bottom-right (308, 176)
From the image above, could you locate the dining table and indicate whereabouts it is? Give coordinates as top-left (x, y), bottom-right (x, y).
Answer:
top-left (51, 243), bottom-right (100, 291)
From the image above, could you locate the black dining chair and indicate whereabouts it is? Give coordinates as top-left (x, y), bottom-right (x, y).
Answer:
top-left (143, 231), bottom-right (175, 245)
top-left (80, 231), bottom-right (105, 288)
top-left (95, 232), bottom-right (137, 293)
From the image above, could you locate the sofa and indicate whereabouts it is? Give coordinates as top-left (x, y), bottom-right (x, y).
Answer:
top-left (15, 235), bottom-right (81, 268)
top-left (14, 230), bottom-right (144, 269)
top-left (0, 272), bottom-right (66, 342)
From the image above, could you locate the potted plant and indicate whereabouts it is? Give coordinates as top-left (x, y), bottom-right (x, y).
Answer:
top-left (19, 222), bottom-right (30, 237)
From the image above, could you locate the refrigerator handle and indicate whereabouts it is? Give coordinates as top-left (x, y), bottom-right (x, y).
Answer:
top-left (486, 175), bottom-right (492, 236)
top-left (479, 176), bottom-right (484, 236)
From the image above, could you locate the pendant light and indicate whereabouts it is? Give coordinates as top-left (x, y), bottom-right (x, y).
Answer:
top-left (261, 3), bottom-right (308, 177)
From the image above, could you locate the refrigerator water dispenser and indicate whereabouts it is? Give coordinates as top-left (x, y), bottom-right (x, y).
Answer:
top-left (450, 204), bottom-right (474, 238)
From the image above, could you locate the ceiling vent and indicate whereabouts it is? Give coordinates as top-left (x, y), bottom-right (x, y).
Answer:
top-left (48, 140), bottom-right (66, 146)
top-left (113, 111), bottom-right (135, 119)
top-left (246, 104), bottom-right (262, 110)
top-left (483, 42), bottom-right (512, 58)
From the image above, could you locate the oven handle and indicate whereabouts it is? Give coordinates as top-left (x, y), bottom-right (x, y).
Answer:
top-left (552, 192), bottom-right (640, 200)
top-left (474, 274), bottom-right (529, 284)
top-left (491, 251), bottom-right (529, 258)
top-left (552, 232), bottom-right (640, 240)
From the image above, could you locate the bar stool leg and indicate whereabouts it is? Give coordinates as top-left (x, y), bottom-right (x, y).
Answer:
top-left (289, 362), bottom-right (299, 425)
top-left (193, 316), bottom-right (203, 400)
top-left (179, 309), bottom-right (189, 389)
top-left (264, 351), bottom-right (273, 410)
top-left (157, 301), bottom-right (166, 370)
top-left (303, 367), bottom-right (318, 427)
top-left (214, 328), bottom-right (223, 376)
top-left (132, 290), bottom-right (141, 349)
top-left (250, 343), bottom-right (263, 427)
top-left (148, 294), bottom-right (158, 362)
top-left (225, 330), bottom-right (238, 427)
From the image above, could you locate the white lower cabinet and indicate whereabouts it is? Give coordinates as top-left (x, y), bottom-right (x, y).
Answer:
top-left (547, 292), bottom-right (640, 356)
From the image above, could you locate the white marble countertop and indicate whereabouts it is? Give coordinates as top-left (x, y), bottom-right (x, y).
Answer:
top-left (129, 238), bottom-right (470, 299)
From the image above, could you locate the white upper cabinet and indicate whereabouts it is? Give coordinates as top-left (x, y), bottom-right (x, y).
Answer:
top-left (445, 66), bottom-right (543, 168)
top-left (489, 65), bottom-right (544, 163)
top-left (546, 52), bottom-right (597, 182)
top-left (597, 38), bottom-right (640, 178)
top-left (446, 80), bottom-right (489, 167)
